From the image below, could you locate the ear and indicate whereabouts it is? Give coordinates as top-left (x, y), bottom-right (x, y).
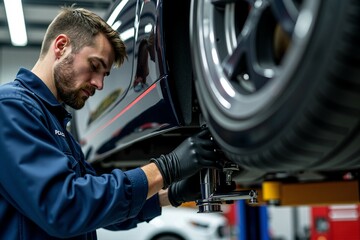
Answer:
top-left (54, 34), bottom-right (69, 59)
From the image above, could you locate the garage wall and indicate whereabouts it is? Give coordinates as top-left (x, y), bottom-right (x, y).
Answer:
top-left (0, 47), bottom-right (39, 85)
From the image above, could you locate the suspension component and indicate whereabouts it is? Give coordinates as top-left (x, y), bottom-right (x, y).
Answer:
top-left (196, 163), bottom-right (258, 213)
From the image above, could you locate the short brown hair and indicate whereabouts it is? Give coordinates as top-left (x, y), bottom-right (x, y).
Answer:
top-left (40, 5), bottom-right (126, 67)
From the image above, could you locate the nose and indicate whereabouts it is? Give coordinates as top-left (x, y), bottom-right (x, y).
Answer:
top-left (90, 74), bottom-right (104, 90)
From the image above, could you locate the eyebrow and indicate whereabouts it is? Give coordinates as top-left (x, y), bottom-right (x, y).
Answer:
top-left (91, 57), bottom-right (111, 76)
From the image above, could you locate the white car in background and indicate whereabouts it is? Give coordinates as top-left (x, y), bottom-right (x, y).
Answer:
top-left (97, 206), bottom-right (231, 240)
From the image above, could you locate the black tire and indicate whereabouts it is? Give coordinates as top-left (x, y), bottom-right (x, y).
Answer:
top-left (190, 0), bottom-right (360, 172)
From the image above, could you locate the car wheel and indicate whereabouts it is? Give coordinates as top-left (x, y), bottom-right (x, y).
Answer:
top-left (190, 0), bottom-right (360, 171)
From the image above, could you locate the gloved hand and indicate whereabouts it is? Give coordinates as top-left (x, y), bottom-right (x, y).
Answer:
top-left (150, 129), bottom-right (221, 189)
top-left (167, 172), bottom-right (201, 207)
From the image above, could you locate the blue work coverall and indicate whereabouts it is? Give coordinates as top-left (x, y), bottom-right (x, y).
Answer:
top-left (0, 68), bottom-right (161, 239)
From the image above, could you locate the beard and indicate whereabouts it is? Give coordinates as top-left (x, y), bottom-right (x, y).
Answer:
top-left (54, 54), bottom-right (93, 110)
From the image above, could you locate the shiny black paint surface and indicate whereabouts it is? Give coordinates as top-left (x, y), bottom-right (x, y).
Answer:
top-left (73, 0), bottom-right (182, 163)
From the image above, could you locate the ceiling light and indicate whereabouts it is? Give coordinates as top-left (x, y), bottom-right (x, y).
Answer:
top-left (3, 0), bottom-right (28, 46)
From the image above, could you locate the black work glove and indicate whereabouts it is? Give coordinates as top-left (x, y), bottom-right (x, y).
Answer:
top-left (150, 129), bottom-right (221, 189)
top-left (168, 173), bottom-right (201, 207)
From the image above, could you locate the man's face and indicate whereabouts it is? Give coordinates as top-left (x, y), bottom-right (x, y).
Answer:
top-left (54, 34), bottom-right (115, 109)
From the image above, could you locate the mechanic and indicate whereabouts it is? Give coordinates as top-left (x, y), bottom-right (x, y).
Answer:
top-left (0, 6), bottom-right (220, 239)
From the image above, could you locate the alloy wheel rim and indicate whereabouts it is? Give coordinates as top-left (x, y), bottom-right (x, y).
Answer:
top-left (194, 0), bottom-right (320, 119)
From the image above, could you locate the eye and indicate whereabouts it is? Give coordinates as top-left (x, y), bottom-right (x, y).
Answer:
top-left (90, 61), bottom-right (99, 72)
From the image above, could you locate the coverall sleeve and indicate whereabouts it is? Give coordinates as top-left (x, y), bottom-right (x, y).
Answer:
top-left (104, 194), bottom-right (161, 231)
top-left (0, 93), bottom-right (161, 237)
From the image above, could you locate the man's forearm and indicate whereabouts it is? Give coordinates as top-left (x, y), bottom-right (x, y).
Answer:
top-left (158, 189), bottom-right (170, 207)
top-left (141, 162), bottom-right (164, 199)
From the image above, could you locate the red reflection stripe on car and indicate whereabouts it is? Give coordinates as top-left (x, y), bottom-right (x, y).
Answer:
top-left (84, 83), bottom-right (157, 142)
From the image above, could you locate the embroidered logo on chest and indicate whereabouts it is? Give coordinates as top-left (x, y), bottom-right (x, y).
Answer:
top-left (55, 129), bottom-right (65, 137)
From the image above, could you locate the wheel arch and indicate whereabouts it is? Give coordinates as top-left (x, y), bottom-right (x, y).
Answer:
top-left (162, 0), bottom-right (197, 126)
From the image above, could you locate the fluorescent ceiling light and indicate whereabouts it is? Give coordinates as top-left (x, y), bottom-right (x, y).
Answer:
top-left (4, 0), bottom-right (28, 46)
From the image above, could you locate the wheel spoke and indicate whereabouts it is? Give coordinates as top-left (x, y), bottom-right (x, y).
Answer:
top-left (222, 36), bottom-right (246, 82)
top-left (222, 0), bottom-right (275, 92)
top-left (222, 0), bottom-right (260, 80)
top-left (270, 0), bottom-right (299, 34)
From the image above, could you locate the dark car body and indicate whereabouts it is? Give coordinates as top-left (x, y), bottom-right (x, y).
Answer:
top-left (71, 0), bottom-right (194, 169)
top-left (71, 0), bottom-right (360, 189)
